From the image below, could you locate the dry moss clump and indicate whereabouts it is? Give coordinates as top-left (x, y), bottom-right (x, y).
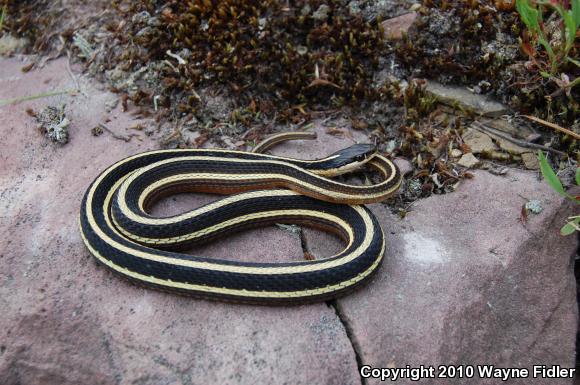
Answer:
top-left (0, 0), bottom-right (59, 52)
top-left (0, 0), bottom-right (110, 54)
top-left (98, 0), bottom-right (387, 116)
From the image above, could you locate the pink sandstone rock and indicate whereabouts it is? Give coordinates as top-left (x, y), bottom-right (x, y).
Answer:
top-left (394, 157), bottom-right (413, 176)
top-left (274, 125), bottom-right (578, 385)
top-left (381, 12), bottom-right (418, 41)
top-left (0, 57), bottom-right (360, 385)
top-left (0, 54), bottom-right (577, 385)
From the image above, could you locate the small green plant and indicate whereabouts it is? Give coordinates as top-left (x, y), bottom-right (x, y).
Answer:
top-left (516, 0), bottom-right (580, 91)
top-left (538, 151), bottom-right (580, 235)
top-left (0, 5), bottom-right (6, 34)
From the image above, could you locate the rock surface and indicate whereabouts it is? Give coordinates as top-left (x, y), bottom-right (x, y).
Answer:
top-left (457, 152), bottom-right (480, 168)
top-left (426, 81), bottom-right (508, 118)
top-left (485, 118), bottom-right (535, 139)
top-left (381, 12), bottom-right (417, 40)
top-left (462, 128), bottom-right (497, 154)
top-left (0, 57), bottom-right (360, 385)
top-left (521, 152), bottom-right (540, 170)
top-left (1, 56), bottom-right (577, 385)
top-left (0, 35), bottom-right (29, 55)
top-left (393, 157), bottom-right (413, 176)
top-left (274, 127), bottom-right (578, 385)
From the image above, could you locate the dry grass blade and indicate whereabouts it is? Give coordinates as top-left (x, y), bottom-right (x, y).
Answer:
top-left (522, 114), bottom-right (580, 141)
top-left (98, 123), bottom-right (139, 142)
top-left (306, 78), bottom-right (342, 90)
top-left (0, 89), bottom-right (76, 107)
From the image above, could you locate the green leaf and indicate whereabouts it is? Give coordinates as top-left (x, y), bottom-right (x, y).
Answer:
top-left (538, 151), bottom-right (568, 197)
top-left (540, 71), bottom-right (552, 78)
top-left (516, 0), bottom-right (541, 34)
top-left (561, 222), bottom-right (576, 235)
top-left (0, 5), bottom-right (6, 32)
top-left (569, 57), bottom-right (580, 68)
top-left (561, 217), bottom-right (580, 235)
top-left (576, 167), bottom-right (580, 186)
top-left (562, 11), bottom-right (577, 52)
top-left (573, 0), bottom-right (580, 26)
top-left (537, 34), bottom-right (556, 65)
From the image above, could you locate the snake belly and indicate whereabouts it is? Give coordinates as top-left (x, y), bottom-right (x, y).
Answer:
top-left (79, 147), bottom-right (401, 304)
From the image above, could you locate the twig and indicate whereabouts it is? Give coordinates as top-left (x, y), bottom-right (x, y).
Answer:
top-left (306, 78), bottom-right (342, 90)
top-left (98, 123), bottom-right (139, 142)
top-left (66, 50), bottom-right (88, 98)
top-left (166, 50), bottom-right (187, 65)
top-left (522, 114), bottom-right (580, 141)
top-left (471, 121), bottom-right (566, 156)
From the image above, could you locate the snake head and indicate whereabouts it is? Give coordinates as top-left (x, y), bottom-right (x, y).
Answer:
top-left (324, 144), bottom-right (377, 176)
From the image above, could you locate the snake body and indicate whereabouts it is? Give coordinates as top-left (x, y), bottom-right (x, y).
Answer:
top-left (79, 143), bottom-right (401, 304)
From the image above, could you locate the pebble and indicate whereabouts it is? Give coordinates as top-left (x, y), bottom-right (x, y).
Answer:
top-left (521, 152), bottom-right (540, 170)
top-left (462, 128), bottom-right (497, 154)
top-left (450, 149), bottom-right (463, 158)
top-left (457, 153), bottom-right (480, 168)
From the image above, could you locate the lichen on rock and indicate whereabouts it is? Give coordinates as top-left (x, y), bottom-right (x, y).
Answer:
top-left (36, 104), bottom-right (70, 144)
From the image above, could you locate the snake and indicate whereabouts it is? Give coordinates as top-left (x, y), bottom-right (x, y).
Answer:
top-left (79, 133), bottom-right (402, 304)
